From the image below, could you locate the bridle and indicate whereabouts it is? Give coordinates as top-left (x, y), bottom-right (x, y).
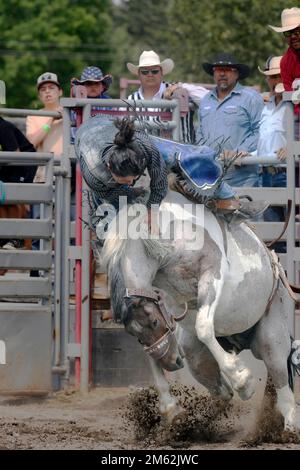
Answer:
top-left (124, 287), bottom-right (187, 361)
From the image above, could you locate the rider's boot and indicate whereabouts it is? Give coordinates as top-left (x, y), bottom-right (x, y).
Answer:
top-left (236, 199), bottom-right (269, 219)
top-left (168, 174), bottom-right (268, 222)
top-left (212, 198), bottom-right (269, 223)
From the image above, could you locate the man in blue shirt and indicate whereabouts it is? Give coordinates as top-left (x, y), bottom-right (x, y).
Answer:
top-left (198, 53), bottom-right (264, 188)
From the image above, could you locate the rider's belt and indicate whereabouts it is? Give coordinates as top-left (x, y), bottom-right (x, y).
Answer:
top-left (263, 166), bottom-right (286, 175)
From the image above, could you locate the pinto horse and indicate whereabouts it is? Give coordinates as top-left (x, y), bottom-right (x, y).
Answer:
top-left (101, 190), bottom-right (299, 430)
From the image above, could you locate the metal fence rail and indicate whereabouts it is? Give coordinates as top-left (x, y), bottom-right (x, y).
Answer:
top-left (0, 143), bottom-right (54, 393)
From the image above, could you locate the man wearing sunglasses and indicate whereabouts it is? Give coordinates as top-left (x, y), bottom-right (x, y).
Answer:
top-left (127, 50), bottom-right (207, 143)
top-left (269, 8), bottom-right (300, 91)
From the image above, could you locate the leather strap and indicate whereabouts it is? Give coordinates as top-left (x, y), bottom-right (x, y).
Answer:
top-left (124, 288), bottom-right (159, 302)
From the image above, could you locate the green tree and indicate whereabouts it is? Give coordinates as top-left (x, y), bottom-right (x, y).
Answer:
top-left (167, 0), bottom-right (297, 89)
top-left (0, 0), bottom-right (113, 107)
top-left (109, 0), bottom-right (173, 96)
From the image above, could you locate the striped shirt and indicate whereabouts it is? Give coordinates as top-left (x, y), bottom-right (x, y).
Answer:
top-left (128, 82), bottom-right (196, 143)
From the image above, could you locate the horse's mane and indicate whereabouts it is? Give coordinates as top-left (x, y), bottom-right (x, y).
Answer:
top-left (101, 203), bottom-right (172, 323)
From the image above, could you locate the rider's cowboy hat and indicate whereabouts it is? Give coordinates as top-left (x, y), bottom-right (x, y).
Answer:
top-left (202, 53), bottom-right (250, 80)
top-left (258, 56), bottom-right (282, 75)
top-left (73, 66), bottom-right (112, 91)
top-left (127, 50), bottom-right (174, 76)
top-left (269, 8), bottom-right (300, 33)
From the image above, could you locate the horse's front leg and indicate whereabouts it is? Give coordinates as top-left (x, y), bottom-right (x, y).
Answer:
top-left (149, 357), bottom-right (183, 422)
top-left (195, 270), bottom-right (254, 400)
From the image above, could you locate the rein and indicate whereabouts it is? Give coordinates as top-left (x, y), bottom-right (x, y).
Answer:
top-left (266, 199), bottom-right (292, 248)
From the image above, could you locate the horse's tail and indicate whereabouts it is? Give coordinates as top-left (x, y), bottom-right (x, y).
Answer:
top-left (287, 336), bottom-right (300, 390)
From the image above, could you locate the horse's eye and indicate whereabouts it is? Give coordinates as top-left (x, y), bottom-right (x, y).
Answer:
top-left (152, 319), bottom-right (158, 328)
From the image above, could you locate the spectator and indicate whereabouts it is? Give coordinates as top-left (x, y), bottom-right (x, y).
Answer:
top-left (269, 8), bottom-right (300, 91)
top-left (127, 50), bottom-right (207, 143)
top-left (257, 55), bottom-right (291, 223)
top-left (198, 52), bottom-right (264, 188)
top-left (26, 72), bottom-right (65, 265)
top-left (26, 72), bottom-right (63, 183)
top-left (0, 117), bottom-right (36, 251)
top-left (70, 66), bottom-right (113, 145)
top-left (71, 66), bottom-right (112, 112)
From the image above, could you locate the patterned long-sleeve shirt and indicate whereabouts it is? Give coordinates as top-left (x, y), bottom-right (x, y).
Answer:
top-left (75, 116), bottom-right (168, 209)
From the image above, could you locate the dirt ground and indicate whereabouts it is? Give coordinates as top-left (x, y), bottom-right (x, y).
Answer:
top-left (0, 384), bottom-right (299, 450)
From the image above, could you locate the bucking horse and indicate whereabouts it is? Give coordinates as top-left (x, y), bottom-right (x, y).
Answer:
top-left (101, 189), bottom-right (300, 431)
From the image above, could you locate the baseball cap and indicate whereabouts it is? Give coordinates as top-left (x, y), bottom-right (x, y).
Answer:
top-left (37, 72), bottom-right (61, 90)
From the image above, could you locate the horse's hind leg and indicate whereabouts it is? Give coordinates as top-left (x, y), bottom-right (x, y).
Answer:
top-left (251, 291), bottom-right (296, 431)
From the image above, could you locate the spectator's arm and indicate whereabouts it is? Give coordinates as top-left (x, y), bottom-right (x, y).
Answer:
top-left (26, 115), bottom-right (53, 148)
top-left (181, 83), bottom-right (209, 107)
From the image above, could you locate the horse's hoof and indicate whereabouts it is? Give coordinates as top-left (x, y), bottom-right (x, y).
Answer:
top-left (284, 409), bottom-right (296, 432)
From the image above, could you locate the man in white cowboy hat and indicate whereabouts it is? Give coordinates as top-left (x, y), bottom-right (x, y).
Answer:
top-left (269, 7), bottom-right (300, 91)
top-left (198, 52), bottom-right (264, 191)
top-left (127, 50), bottom-right (207, 143)
top-left (257, 56), bottom-right (291, 224)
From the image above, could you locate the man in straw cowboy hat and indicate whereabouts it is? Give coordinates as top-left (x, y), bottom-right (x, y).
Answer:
top-left (269, 7), bottom-right (300, 91)
top-left (127, 50), bottom-right (207, 143)
top-left (257, 56), bottom-right (291, 224)
top-left (197, 52), bottom-right (264, 191)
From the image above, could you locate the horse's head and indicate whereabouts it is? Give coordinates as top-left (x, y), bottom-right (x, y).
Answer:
top-left (123, 288), bottom-right (186, 371)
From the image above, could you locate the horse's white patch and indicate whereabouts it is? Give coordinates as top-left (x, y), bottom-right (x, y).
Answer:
top-left (195, 305), bottom-right (214, 340)
top-left (226, 226), bottom-right (262, 285)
